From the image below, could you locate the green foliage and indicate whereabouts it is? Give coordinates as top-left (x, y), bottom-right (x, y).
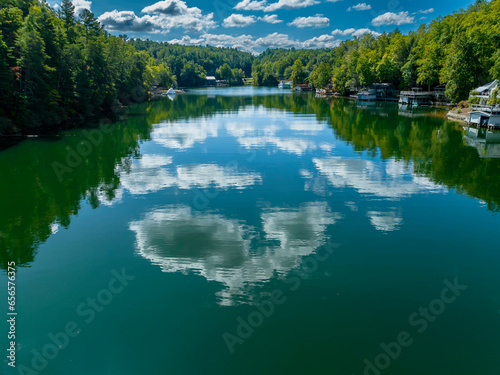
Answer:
top-left (0, 0), bottom-right (162, 133)
top-left (291, 59), bottom-right (306, 85)
top-left (128, 38), bottom-right (253, 87)
top-left (487, 87), bottom-right (499, 105)
top-left (250, 0), bottom-right (500, 102)
top-left (310, 62), bottom-right (332, 88)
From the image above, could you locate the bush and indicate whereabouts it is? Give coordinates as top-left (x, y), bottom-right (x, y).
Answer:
top-left (458, 100), bottom-right (469, 108)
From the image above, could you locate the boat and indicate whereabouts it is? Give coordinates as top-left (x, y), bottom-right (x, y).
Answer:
top-left (167, 88), bottom-right (176, 95)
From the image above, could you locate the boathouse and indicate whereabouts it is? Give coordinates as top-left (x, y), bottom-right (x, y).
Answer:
top-left (399, 88), bottom-right (434, 106)
top-left (206, 76), bottom-right (217, 86)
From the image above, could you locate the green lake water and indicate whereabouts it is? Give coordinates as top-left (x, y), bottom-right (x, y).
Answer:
top-left (1, 87), bottom-right (500, 374)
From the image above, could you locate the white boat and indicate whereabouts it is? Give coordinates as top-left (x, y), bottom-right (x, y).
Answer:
top-left (167, 88), bottom-right (176, 95)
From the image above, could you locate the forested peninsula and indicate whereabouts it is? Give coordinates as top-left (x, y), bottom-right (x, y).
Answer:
top-left (1, 0), bottom-right (500, 135)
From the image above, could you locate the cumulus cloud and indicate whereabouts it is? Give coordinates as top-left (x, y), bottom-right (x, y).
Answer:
top-left (415, 8), bottom-right (434, 14)
top-left (313, 157), bottom-right (445, 200)
top-left (142, 0), bottom-right (190, 15)
top-left (347, 2), bottom-right (372, 11)
top-left (367, 210), bottom-right (403, 232)
top-left (259, 14), bottom-right (283, 23)
top-left (98, 11), bottom-right (155, 32)
top-left (288, 14), bottom-right (330, 28)
top-left (234, 0), bottom-right (268, 11)
top-left (302, 34), bottom-right (340, 48)
top-left (265, 0), bottom-right (320, 11)
top-left (233, 0), bottom-right (319, 12)
top-left (117, 154), bottom-right (262, 195)
top-left (223, 14), bottom-right (257, 27)
top-left (352, 28), bottom-right (381, 36)
top-left (169, 32), bottom-right (340, 54)
top-left (73, 0), bottom-right (91, 14)
top-left (98, 0), bottom-right (216, 33)
top-left (372, 11), bottom-right (415, 26)
top-left (130, 202), bottom-right (340, 305)
top-left (331, 28), bottom-right (380, 37)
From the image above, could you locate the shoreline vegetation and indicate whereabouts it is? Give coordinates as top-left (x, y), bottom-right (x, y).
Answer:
top-left (1, 0), bottom-right (500, 136)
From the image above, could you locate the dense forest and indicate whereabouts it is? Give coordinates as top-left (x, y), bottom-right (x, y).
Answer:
top-left (0, 0), bottom-right (159, 134)
top-left (0, 0), bottom-right (253, 135)
top-left (2, 0), bottom-right (500, 135)
top-left (128, 39), bottom-right (253, 86)
top-left (252, 0), bottom-right (500, 103)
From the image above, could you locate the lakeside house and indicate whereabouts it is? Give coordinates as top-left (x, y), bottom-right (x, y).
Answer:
top-left (399, 85), bottom-right (450, 106)
top-left (468, 80), bottom-right (500, 128)
top-left (206, 76), bottom-right (217, 86)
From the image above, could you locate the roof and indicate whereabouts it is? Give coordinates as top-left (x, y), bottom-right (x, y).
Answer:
top-left (473, 80), bottom-right (499, 94)
top-left (206, 76), bottom-right (216, 80)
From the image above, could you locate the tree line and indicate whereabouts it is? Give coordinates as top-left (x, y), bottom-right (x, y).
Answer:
top-left (2, 0), bottom-right (500, 135)
top-left (128, 39), bottom-right (253, 86)
top-left (251, 0), bottom-right (500, 103)
top-left (0, 0), bottom-right (254, 135)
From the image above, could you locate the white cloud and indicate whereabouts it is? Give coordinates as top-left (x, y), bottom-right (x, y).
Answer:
top-left (313, 157), bottom-right (445, 199)
top-left (265, 0), bottom-right (320, 11)
top-left (347, 2), bottom-right (372, 11)
top-left (223, 14), bottom-right (257, 27)
top-left (372, 11), bottom-right (415, 26)
top-left (331, 28), bottom-right (380, 37)
top-left (367, 210), bottom-right (403, 232)
top-left (352, 28), bottom-right (381, 37)
top-left (234, 0), bottom-right (268, 11)
top-left (130, 202), bottom-right (340, 305)
top-left (153, 118), bottom-right (219, 150)
top-left (302, 34), bottom-right (340, 48)
top-left (98, 11), bottom-right (155, 32)
top-left (416, 8), bottom-right (434, 14)
top-left (288, 14), bottom-right (330, 28)
top-left (169, 32), bottom-right (340, 54)
top-left (117, 154), bottom-right (262, 195)
top-left (233, 0), bottom-right (319, 12)
top-left (238, 136), bottom-right (317, 155)
top-left (142, 0), bottom-right (191, 15)
top-left (73, 0), bottom-right (91, 14)
top-left (259, 14), bottom-right (283, 24)
top-left (98, 1), bottom-right (216, 33)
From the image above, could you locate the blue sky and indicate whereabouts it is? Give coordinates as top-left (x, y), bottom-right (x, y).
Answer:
top-left (57, 0), bottom-right (476, 54)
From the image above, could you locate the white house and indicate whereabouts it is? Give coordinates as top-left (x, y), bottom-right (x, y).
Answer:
top-left (468, 80), bottom-right (500, 128)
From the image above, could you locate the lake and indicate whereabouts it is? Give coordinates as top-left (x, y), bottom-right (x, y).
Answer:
top-left (1, 86), bottom-right (500, 374)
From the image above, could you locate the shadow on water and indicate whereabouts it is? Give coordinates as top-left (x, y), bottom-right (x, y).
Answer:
top-left (0, 91), bottom-right (499, 269)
